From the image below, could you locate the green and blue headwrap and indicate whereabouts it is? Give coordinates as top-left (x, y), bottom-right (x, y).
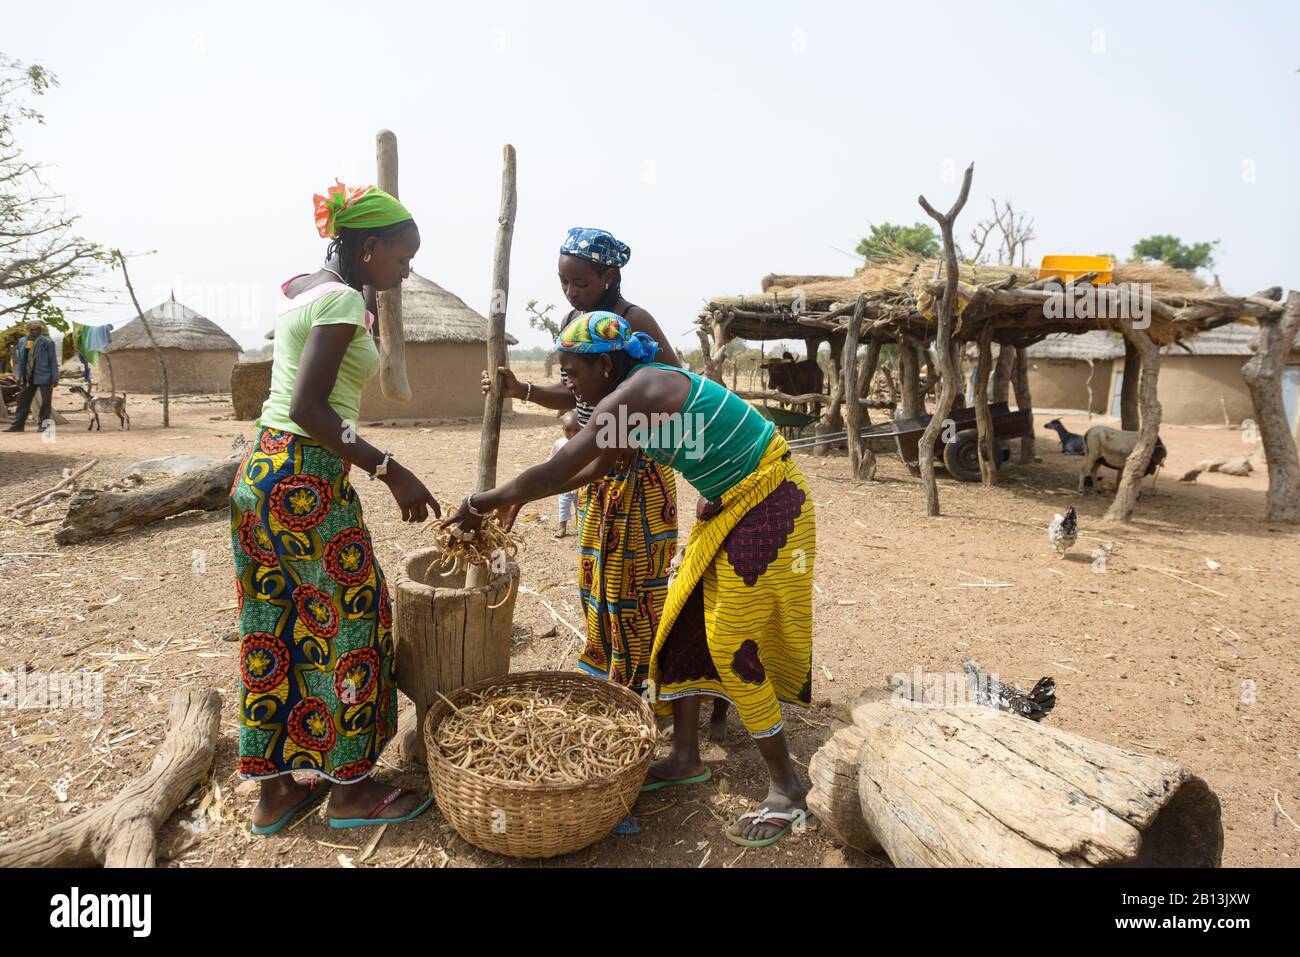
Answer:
top-left (555, 311), bottom-right (658, 362)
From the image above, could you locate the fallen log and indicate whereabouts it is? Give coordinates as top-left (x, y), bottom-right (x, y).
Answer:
top-left (0, 688), bottom-right (221, 867)
top-left (811, 688), bottom-right (1222, 867)
top-left (55, 457), bottom-right (239, 545)
top-left (806, 722), bottom-right (883, 854)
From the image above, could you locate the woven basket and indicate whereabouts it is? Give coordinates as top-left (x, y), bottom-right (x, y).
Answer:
top-left (423, 670), bottom-right (657, 859)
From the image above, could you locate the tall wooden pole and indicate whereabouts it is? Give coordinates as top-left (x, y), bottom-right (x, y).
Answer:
top-left (113, 250), bottom-right (169, 427)
top-left (916, 163), bottom-right (974, 516)
top-left (467, 144), bottom-right (517, 587)
top-left (973, 323), bottom-right (997, 484)
top-left (375, 130), bottom-right (411, 402)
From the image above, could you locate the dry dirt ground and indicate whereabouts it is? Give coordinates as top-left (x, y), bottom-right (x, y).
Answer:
top-left (1, 382), bottom-right (1298, 868)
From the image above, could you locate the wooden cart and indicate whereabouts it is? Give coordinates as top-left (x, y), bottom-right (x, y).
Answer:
top-left (790, 401), bottom-right (1032, 482)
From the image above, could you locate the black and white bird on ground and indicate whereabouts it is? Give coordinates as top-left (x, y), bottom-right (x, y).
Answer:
top-left (1048, 506), bottom-right (1078, 558)
top-left (963, 658), bottom-right (1057, 722)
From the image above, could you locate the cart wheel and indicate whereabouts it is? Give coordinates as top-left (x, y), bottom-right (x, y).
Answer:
top-left (943, 428), bottom-right (996, 482)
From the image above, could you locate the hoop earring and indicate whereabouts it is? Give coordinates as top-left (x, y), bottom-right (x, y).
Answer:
top-left (363, 252), bottom-right (372, 263)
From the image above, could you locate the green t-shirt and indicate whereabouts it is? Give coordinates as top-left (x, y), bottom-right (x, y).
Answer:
top-left (256, 284), bottom-right (379, 435)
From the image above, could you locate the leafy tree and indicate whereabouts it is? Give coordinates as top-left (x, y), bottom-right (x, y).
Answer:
top-left (1130, 235), bottom-right (1219, 272)
top-left (525, 299), bottom-right (560, 375)
top-left (856, 222), bottom-right (939, 261)
top-left (1, 54), bottom-right (106, 323)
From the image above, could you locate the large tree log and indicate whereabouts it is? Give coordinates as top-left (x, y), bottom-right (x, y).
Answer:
top-left (1241, 290), bottom-right (1300, 523)
top-left (828, 688), bottom-right (1222, 867)
top-left (807, 722), bottom-right (883, 854)
top-left (0, 688), bottom-right (221, 867)
top-left (55, 457), bottom-right (239, 545)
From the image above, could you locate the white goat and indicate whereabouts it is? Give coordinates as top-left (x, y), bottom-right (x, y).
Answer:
top-left (1078, 426), bottom-right (1166, 493)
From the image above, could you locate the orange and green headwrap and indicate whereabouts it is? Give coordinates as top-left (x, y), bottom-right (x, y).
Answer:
top-left (556, 311), bottom-right (659, 362)
top-left (313, 180), bottom-right (413, 239)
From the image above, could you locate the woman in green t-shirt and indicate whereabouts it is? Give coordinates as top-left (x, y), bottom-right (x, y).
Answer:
top-left (230, 182), bottom-right (440, 835)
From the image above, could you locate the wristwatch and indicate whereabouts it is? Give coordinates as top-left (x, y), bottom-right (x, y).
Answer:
top-left (369, 451), bottom-right (393, 481)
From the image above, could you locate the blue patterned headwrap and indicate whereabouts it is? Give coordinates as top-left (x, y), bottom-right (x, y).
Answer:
top-left (555, 311), bottom-right (658, 362)
top-left (559, 227), bottom-right (631, 268)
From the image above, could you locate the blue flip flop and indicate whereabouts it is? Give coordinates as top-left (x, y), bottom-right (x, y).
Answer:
top-left (249, 779), bottom-right (329, 836)
top-left (639, 767), bottom-right (712, 793)
top-left (328, 786), bottom-right (433, 829)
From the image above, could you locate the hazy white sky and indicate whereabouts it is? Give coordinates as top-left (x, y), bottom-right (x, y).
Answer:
top-left (6, 0), bottom-right (1298, 352)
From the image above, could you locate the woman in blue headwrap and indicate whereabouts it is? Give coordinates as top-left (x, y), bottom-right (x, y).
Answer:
top-left (478, 229), bottom-right (717, 726)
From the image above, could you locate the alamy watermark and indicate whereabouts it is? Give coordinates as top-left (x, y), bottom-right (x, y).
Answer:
top-left (591, 406), bottom-right (708, 461)
top-left (1043, 282), bottom-right (1152, 327)
top-left (1, 665), bottom-right (103, 719)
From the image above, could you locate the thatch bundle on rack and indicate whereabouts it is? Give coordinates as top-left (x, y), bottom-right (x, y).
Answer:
top-left (698, 239), bottom-right (1296, 524)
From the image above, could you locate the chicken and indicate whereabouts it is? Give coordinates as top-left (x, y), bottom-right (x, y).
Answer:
top-left (1048, 506), bottom-right (1078, 557)
top-left (962, 658), bottom-right (1056, 722)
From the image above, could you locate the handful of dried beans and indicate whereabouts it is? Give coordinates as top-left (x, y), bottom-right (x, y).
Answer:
top-left (423, 505), bottom-right (523, 607)
top-left (433, 689), bottom-right (655, 785)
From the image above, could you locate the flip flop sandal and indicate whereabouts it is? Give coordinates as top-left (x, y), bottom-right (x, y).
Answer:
top-left (249, 778), bottom-right (330, 836)
top-left (639, 767), bottom-right (712, 793)
top-left (328, 786), bottom-right (433, 829)
top-left (724, 806), bottom-right (809, 848)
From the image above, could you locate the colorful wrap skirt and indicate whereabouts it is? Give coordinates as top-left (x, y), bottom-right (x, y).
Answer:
top-left (230, 427), bottom-right (397, 782)
top-left (575, 451), bottom-right (678, 690)
top-left (649, 434), bottom-right (816, 738)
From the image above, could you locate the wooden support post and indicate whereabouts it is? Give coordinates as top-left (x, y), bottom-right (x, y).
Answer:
top-left (1241, 290), bottom-right (1300, 522)
top-left (468, 144), bottom-right (518, 588)
top-left (991, 342), bottom-right (1015, 403)
top-left (974, 324), bottom-right (997, 485)
top-left (375, 129), bottom-right (411, 402)
top-left (917, 163), bottom-right (974, 516)
top-left (841, 296), bottom-right (869, 479)
top-left (1013, 346), bottom-right (1036, 463)
top-left (814, 332), bottom-right (845, 457)
top-left (1120, 338), bottom-right (1140, 430)
top-left (899, 337), bottom-right (923, 419)
top-left (1104, 319), bottom-right (1162, 523)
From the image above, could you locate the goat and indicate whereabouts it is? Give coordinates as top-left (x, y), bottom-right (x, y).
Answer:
top-left (69, 385), bottom-right (130, 431)
top-left (1078, 426), bottom-right (1165, 493)
top-left (1044, 418), bottom-right (1085, 455)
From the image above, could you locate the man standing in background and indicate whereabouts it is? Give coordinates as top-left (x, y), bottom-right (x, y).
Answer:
top-left (4, 320), bottom-right (59, 433)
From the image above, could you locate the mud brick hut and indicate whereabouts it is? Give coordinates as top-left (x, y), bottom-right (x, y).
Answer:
top-left (102, 294), bottom-right (242, 393)
top-left (232, 271), bottom-right (516, 422)
top-left (1027, 322), bottom-right (1300, 425)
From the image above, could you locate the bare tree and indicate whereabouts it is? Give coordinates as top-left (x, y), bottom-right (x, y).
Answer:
top-left (1, 56), bottom-right (105, 322)
top-left (113, 250), bottom-right (170, 427)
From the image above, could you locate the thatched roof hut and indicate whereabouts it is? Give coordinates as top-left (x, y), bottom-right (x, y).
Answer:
top-left (358, 271), bottom-right (517, 420)
top-left (102, 295), bottom-right (242, 393)
top-left (233, 272), bottom-right (517, 422)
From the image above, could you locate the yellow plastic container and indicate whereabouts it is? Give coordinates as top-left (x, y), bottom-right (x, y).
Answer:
top-left (1038, 254), bottom-right (1114, 285)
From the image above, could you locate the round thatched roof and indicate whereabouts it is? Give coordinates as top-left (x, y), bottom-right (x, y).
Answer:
top-left (107, 296), bottom-right (242, 353)
top-left (400, 271), bottom-right (517, 345)
top-left (1025, 330), bottom-right (1126, 361)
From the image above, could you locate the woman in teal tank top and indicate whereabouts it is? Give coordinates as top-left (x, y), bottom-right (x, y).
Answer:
top-left (445, 312), bottom-right (817, 848)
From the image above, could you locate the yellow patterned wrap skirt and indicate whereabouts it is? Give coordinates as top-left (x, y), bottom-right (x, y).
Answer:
top-left (648, 434), bottom-right (816, 738)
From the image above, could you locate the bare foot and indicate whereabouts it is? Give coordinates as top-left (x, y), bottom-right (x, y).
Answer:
top-left (643, 754), bottom-right (707, 787)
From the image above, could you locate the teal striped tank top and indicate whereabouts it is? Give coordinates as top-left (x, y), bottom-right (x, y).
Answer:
top-left (625, 361), bottom-right (775, 500)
